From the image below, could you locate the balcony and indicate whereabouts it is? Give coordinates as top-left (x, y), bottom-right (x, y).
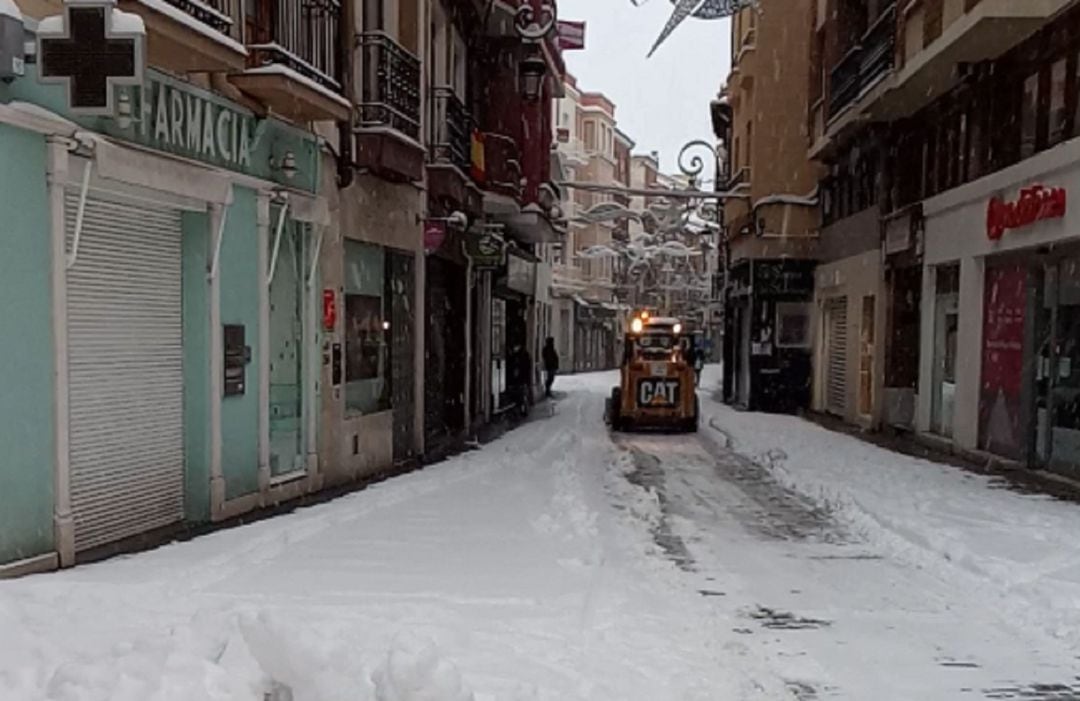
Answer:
top-left (427, 87), bottom-right (481, 214)
top-left (117, 0), bottom-right (246, 72)
top-left (229, 0), bottom-right (349, 123)
top-left (726, 166), bottom-right (752, 193)
top-left (828, 3), bottom-right (896, 120)
top-left (734, 27), bottom-right (756, 76)
top-left (430, 88), bottom-right (471, 172)
top-left (355, 32), bottom-right (424, 182)
top-left (480, 132), bottom-right (523, 208)
top-left (871, 0), bottom-right (1071, 119)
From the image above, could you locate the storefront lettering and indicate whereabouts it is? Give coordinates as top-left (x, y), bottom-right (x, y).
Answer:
top-left (142, 79), bottom-right (252, 168)
top-left (986, 185), bottom-right (1066, 241)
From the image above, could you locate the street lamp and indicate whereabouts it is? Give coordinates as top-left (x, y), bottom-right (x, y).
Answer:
top-left (514, 2), bottom-right (554, 101)
top-left (518, 49), bottom-right (547, 101)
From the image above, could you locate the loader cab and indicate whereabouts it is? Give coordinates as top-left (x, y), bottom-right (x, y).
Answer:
top-left (606, 313), bottom-right (699, 432)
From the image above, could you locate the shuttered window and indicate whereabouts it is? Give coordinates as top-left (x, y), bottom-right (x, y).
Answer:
top-left (826, 297), bottom-right (849, 416)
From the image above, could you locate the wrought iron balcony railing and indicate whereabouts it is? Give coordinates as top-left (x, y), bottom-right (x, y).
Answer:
top-left (160, 0), bottom-right (239, 39)
top-left (247, 0), bottom-right (343, 92)
top-left (828, 45), bottom-right (863, 118)
top-left (828, 2), bottom-right (896, 119)
top-left (482, 132), bottom-right (522, 199)
top-left (726, 166), bottom-right (752, 191)
top-left (358, 32), bottom-right (422, 140)
top-left (859, 4), bottom-right (896, 90)
top-left (430, 87), bottom-right (472, 172)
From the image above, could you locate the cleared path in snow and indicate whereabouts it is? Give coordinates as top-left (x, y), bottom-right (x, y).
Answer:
top-left (3, 369), bottom-right (1080, 700)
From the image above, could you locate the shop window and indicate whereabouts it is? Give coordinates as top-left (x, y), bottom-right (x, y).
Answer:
top-left (775, 302), bottom-right (811, 349)
top-left (1020, 72), bottom-right (1040, 160)
top-left (344, 241), bottom-right (391, 416)
top-left (1050, 58), bottom-right (1068, 145)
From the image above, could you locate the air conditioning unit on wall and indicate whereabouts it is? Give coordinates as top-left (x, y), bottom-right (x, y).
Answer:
top-left (0, 1), bottom-right (26, 83)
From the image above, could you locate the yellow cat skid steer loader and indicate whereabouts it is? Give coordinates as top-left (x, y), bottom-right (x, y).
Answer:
top-left (605, 314), bottom-right (699, 433)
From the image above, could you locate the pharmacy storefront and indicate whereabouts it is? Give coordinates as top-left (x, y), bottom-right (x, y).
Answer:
top-left (0, 62), bottom-right (325, 571)
top-left (919, 143), bottom-right (1080, 476)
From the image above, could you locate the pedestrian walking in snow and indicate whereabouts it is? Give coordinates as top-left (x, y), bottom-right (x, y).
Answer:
top-left (542, 337), bottom-right (559, 398)
top-left (509, 342), bottom-right (533, 419)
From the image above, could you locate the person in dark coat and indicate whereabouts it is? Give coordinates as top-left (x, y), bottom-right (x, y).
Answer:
top-left (542, 337), bottom-right (559, 398)
top-left (509, 342), bottom-right (533, 416)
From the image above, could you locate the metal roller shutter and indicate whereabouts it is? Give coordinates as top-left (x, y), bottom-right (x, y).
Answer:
top-left (826, 297), bottom-right (848, 416)
top-left (65, 191), bottom-right (185, 552)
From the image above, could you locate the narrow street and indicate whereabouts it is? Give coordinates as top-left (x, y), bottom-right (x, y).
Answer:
top-left (4, 370), bottom-right (1080, 700)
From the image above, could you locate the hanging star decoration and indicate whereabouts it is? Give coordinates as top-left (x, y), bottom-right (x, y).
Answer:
top-left (643, 0), bottom-right (756, 57)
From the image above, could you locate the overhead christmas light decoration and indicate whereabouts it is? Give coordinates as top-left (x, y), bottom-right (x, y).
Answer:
top-left (638, 0), bottom-right (757, 57)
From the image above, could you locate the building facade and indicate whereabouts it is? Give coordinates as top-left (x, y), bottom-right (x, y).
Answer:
top-left (551, 75), bottom-right (623, 373)
top-left (810, 0), bottom-right (1078, 476)
top-left (716, 0), bottom-right (820, 413)
top-left (0, 0), bottom-right (565, 575)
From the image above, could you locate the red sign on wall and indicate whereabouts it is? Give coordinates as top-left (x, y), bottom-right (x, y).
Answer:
top-left (322, 289), bottom-right (336, 331)
top-left (986, 185), bottom-right (1066, 240)
top-left (979, 264), bottom-right (1027, 460)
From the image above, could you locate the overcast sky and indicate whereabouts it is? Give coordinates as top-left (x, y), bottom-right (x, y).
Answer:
top-left (557, 0), bottom-right (732, 176)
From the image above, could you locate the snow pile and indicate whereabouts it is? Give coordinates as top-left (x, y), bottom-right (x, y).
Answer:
top-left (372, 634), bottom-right (473, 701)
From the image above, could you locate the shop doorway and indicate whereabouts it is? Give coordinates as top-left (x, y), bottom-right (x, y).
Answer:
top-left (268, 219), bottom-right (308, 478)
top-left (1038, 257), bottom-right (1080, 474)
top-left (932, 265), bottom-right (959, 438)
top-left (734, 301), bottom-right (751, 408)
top-left (858, 295), bottom-right (876, 418)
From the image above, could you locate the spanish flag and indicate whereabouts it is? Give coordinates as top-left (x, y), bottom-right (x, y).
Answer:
top-left (471, 130), bottom-right (486, 184)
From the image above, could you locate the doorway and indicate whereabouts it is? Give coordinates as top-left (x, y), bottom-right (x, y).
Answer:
top-left (268, 219), bottom-right (307, 478)
top-left (1038, 257), bottom-right (1080, 474)
top-left (931, 265), bottom-right (959, 438)
top-left (735, 301), bottom-right (752, 408)
top-left (858, 295), bottom-right (876, 418)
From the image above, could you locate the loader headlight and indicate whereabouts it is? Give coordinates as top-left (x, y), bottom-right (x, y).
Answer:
top-left (673, 323), bottom-right (682, 335)
top-left (631, 318), bottom-right (644, 334)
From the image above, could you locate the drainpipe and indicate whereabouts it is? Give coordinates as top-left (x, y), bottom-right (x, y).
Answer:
top-left (336, 0), bottom-right (355, 189)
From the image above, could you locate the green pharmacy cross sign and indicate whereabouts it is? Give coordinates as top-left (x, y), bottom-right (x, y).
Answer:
top-left (37, 0), bottom-right (146, 115)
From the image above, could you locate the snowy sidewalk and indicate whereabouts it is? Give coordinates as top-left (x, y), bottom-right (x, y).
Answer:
top-left (698, 366), bottom-right (1080, 652)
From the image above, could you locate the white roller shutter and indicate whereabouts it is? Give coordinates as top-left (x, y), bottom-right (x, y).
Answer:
top-left (65, 191), bottom-right (185, 552)
top-left (826, 297), bottom-right (848, 416)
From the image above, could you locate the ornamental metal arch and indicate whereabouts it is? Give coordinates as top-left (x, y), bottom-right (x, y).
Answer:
top-left (643, 0), bottom-right (757, 57)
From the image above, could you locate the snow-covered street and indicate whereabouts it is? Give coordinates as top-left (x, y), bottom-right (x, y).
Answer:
top-left (4, 368), bottom-right (1080, 700)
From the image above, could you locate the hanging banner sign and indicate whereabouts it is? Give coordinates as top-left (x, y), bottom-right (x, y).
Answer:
top-left (470, 130), bottom-right (486, 184)
top-left (464, 231), bottom-right (505, 269)
top-left (986, 185), bottom-right (1066, 240)
top-left (424, 221), bottom-right (447, 253)
top-left (557, 21), bottom-right (586, 50)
